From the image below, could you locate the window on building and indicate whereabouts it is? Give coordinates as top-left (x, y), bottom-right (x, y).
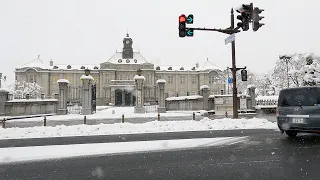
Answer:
top-left (180, 76), bottom-right (186, 84)
top-left (191, 77), bottom-right (197, 84)
top-left (211, 76), bottom-right (216, 84)
top-left (118, 75), bottom-right (122, 80)
top-left (29, 75), bottom-right (36, 83)
top-left (168, 76), bottom-right (173, 84)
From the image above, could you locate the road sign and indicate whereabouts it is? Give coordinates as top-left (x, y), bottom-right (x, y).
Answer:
top-left (186, 14), bottom-right (194, 24)
top-left (225, 34), bottom-right (235, 45)
top-left (186, 28), bottom-right (194, 36)
top-left (228, 77), bottom-right (232, 84)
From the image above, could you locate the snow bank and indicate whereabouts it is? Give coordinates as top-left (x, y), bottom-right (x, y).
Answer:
top-left (0, 118), bottom-right (277, 139)
top-left (200, 85), bottom-right (209, 90)
top-left (156, 79), bottom-right (166, 84)
top-left (57, 79), bottom-right (69, 84)
top-left (80, 75), bottom-right (94, 81)
top-left (133, 75), bottom-right (145, 80)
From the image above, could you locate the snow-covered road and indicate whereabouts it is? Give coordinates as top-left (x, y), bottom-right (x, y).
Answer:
top-left (0, 136), bottom-right (247, 164)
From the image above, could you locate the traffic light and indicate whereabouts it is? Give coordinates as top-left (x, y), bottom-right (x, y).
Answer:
top-left (186, 28), bottom-right (194, 37)
top-left (252, 7), bottom-right (265, 31)
top-left (179, 14), bottom-right (187, 37)
top-left (241, 69), bottom-right (247, 81)
top-left (236, 3), bottom-right (253, 31)
top-left (186, 14), bottom-right (194, 24)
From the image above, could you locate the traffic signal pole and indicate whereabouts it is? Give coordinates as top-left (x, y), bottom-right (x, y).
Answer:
top-left (230, 9), bottom-right (238, 119)
top-left (179, 4), bottom-right (264, 119)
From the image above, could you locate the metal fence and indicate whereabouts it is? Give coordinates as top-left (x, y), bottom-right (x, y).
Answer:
top-left (67, 103), bottom-right (82, 114)
top-left (144, 105), bottom-right (159, 113)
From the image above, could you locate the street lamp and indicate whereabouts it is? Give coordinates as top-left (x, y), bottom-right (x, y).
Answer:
top-left (279, 55), bottom-right (292, 88)
top-left (0, 73), bottom-right (7, 88)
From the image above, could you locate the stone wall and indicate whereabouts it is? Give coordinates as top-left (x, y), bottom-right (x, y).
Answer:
top-left (165, 94), bottom-right (254, 112)
top-left (3, 99), bottom-right (58, 116)
top-left (165, 96), bottom-right (215, 111)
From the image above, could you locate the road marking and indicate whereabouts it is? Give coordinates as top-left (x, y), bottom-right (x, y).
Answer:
top-left (0, 136), bottom-right (247, 164)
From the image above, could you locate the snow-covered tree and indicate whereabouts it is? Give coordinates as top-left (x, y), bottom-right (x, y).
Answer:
top-left (10, 81), bottom-right (42, 99)
top-left (271, 53), bottom-right (320, 89)
top-left (302, 55), bottom-right (320, 86)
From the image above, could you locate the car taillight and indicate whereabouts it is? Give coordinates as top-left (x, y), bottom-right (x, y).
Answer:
top-left (276, 107), bottom-right (279, 116)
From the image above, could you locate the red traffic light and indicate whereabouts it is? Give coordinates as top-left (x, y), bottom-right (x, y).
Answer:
top-left (179, 14), bottom-right (186, 22)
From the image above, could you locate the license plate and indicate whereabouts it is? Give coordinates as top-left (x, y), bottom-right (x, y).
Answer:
top-left (292, 118), bottom-right (305, 124)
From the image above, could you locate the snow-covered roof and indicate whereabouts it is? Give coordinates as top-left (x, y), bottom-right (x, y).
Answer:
top-left (51, 64), bottom-right (99, 70)
top-left (200, 85), bottom-right (209, 90)
top-left (133, 75), bottom-right (145, 80)
top-left (106, 52), bottom-right (149, 64)
top-left (155, 65), bottom-right (199, 71)
top-left (80, 75), bottom-right (94, 81)
top-left (166, 95), bottom-right (203, 101)
top-left (0, 88), bottom-right (10, 93)
top-left (21, 57), bottom-right (50, 69)
top-left (57, 79), bottom-right (70, 84)
top-left (156, 60), bottom-right (221, 72)
top-left (199, 60), bottom-right (220, 71)
top-left (156, 79), bottom-right (166, 84)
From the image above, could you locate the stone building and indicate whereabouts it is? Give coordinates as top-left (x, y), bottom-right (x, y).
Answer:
top-left (15, 34), bottom-right (226, 106)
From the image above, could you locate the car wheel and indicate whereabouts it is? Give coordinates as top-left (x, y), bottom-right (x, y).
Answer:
top-left (285, 130), bottom-right (298, 137)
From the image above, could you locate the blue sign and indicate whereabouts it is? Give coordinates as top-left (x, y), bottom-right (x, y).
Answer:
top-left (228, 78), bottom-right (232, 84)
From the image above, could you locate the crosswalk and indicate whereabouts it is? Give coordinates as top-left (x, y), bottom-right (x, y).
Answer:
top-left (0, 136), bottom-right (247, 164)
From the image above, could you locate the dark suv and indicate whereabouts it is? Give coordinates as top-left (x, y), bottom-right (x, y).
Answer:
top-left (277, 86), bottom-right (320, 137)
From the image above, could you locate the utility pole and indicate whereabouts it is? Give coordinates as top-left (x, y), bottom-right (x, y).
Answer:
top-left (230, 9), bottom-right (238, 119)
top-left (279, 55), bottom-right (292, 88)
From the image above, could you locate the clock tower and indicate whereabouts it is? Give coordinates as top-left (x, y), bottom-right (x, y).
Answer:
top-left (122, 33), bottom-right (133, 59)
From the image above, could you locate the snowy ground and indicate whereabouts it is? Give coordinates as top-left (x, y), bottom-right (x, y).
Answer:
top-left (0, 117), bottom-right (277, 139)
top-left (4, 106), bottom-right (198, 122)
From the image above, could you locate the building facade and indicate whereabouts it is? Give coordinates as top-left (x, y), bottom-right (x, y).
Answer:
top-left (15, 34), bottom-right (226, 106)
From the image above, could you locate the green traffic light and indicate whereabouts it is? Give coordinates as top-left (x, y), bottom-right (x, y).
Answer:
top-left (186, 28), bottom-right (194, 37)
top-left (186, 14), bottom-right (193, 24)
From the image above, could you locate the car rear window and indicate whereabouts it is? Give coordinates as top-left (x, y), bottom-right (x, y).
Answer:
top-left (278, 87), bottom-right (320, 107)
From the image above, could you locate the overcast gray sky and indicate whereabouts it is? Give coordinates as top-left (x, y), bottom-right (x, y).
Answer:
top-left (0, 0), bottom-right (319, 86)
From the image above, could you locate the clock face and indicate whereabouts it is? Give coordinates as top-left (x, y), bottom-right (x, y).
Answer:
top-left (126, 40), bottom-right (130, 44)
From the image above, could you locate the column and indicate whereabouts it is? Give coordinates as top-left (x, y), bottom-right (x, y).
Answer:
top-left (134, 75), bottom-right (145, 113)
top-left (122, 89), bottom-right (125, 106)
top-left (80, 74), bottom-right (94, 115)
top-left (248, 85), bottom-right (256, 109)
top-left (200, 85), bottom-right (210, 111)
top-left (57, 79), bottom-right (69, 115)
top-left (0, 89), bottom-right (9, 116)
top-left (157, 79), bottom-right (166, 113)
